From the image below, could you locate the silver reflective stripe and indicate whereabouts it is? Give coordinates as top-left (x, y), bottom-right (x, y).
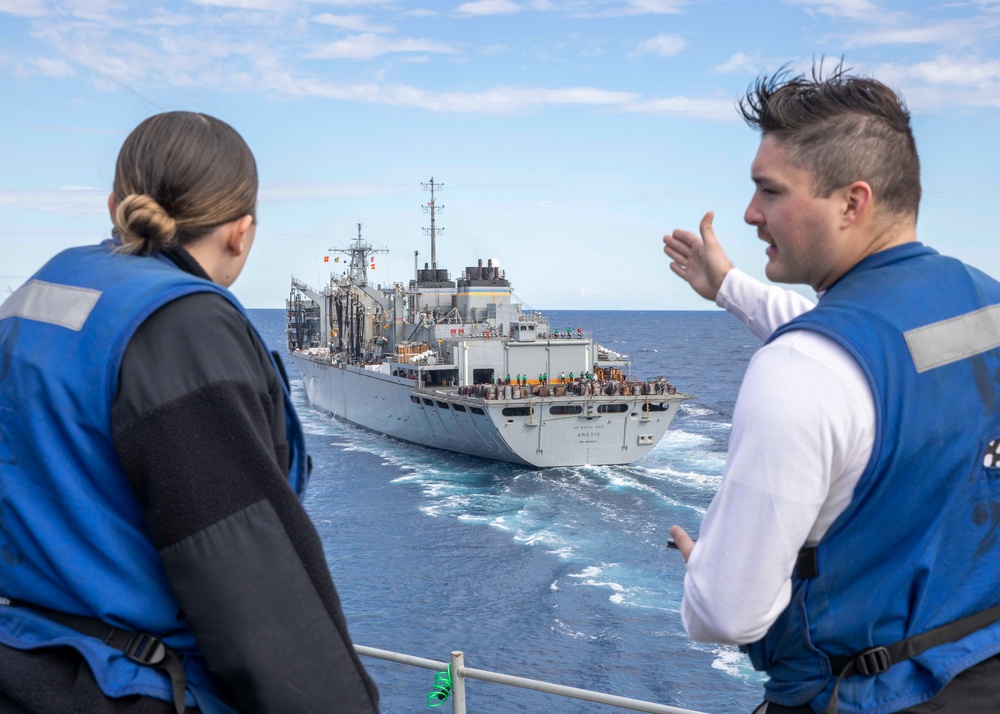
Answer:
top-left (904, 304), bottom-right (1000, 373)
top-left (0, 279), bottom-right (101, 331)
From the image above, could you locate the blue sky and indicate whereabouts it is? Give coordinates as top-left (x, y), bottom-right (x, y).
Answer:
top-left (1, 0), bottom-right (999, 309)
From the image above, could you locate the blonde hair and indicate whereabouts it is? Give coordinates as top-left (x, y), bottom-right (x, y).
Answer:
top-left (112, 112), bottom-right (257, 255)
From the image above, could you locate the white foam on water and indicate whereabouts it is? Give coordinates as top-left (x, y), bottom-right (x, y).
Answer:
top-left (573, 574), bottom-right (655, 608)
top-left (653, 429), bottom-right (715, 452)
top-left (641, 466), bottom-right (722, 491)
top-left (547, 546), bottom-right (574, 559)
top-left (512, 527), bottom-right (568, 549)
top-left (567, 565), bottom-right (603, 579)
top-left (457, 513), bottom-right (491, 523)
top-left (710, 646), bottom-right (759, 681)
top-left (550, 618), bottom-right (593, 640)
top-left (687, 642), bottom-right (760, 683)
top-left (550, 581), bottom-right (560, 591)
top-left (681, 405), bottom-right (716, 418)
top-left (605, 471), bottom-right (662, 497)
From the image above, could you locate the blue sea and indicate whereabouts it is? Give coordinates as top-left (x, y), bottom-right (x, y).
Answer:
top-left (248, 308), bottom-right (766, 714)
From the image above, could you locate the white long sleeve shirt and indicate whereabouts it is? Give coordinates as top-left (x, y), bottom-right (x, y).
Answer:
top-left (680, 269), bottom-right (877, 644)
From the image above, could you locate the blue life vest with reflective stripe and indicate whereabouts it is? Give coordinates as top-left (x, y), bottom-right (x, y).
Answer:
top-left (0, 242), bottom-right (308, 712)
top-left (743, 243), bottom-right (1000, 713)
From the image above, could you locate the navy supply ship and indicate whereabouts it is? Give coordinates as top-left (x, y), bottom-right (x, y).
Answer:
top-left (285, 179), bottom-right (691, 468)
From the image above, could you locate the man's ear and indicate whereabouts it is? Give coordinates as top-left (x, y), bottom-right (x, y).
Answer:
top-left (226, 214), bottom-right (255, 256)
top-left (842, 180), bottom-right (873, 228)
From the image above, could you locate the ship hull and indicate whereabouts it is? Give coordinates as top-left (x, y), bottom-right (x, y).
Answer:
top-left (291, 353), bottom-right (682, 468)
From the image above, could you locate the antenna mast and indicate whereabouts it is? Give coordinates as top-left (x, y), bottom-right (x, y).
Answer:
top-left (421, 177), bottom-right (444, 270)
top-left (329, 223), bottom-right (387, 287)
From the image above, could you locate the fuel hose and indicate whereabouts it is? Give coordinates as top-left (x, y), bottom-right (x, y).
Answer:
top-left (425, 664), bottom-right (452, 707)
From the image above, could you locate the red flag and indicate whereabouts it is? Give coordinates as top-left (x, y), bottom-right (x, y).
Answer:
top-left (323, 256), bottom-right (329, 262)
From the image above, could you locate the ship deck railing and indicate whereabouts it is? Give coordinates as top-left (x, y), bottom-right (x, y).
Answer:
top-left (355, 644), bottom-right (709, 714)
top-left (412, 386), bottom-right (682, 404)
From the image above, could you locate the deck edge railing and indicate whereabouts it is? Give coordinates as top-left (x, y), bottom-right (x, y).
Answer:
top-left (354, 644), bottom-right (709, 714)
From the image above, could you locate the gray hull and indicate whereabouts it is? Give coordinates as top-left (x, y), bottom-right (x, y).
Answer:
top-left (292, 353), bottom-right (683, 468)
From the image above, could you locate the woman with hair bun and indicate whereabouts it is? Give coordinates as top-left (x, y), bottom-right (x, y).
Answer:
top-left (0, 112), bottom-right (379, 713)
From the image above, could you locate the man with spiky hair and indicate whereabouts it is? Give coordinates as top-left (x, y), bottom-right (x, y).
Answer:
top-left (663, 63), bottom-right (1000, 713)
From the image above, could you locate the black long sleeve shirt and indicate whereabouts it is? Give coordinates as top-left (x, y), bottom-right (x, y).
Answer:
top-left (0, 248), bottom-right (379, 713)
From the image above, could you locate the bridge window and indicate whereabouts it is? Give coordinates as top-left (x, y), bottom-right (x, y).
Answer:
top-left (597, 404), bottom-right (628, 414)
top-left (549, 405), bottom-right (583, 415)
top-left (470, 407), bottom-right (485, 415)
top-left (453, 404), bottom-right (467, 412)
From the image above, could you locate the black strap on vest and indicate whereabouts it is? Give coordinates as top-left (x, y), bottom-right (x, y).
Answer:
top-left (6, 599), bottom-right (187, 714)
top-left (821, 601), bottom-right (1000, 714)
top-left (789, 548), bottom-right (1000, 712)
top-left (796, 546), bottom-right (819, 579)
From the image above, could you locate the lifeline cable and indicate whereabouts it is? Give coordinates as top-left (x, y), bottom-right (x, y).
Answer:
top-left (425, 664), bottom-right (452, 707)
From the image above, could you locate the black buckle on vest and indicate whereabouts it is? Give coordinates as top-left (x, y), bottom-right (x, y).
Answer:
top-left (853, 646), bottom-right (890, 676)
top-left (124, 632), bottom-right (167, 667)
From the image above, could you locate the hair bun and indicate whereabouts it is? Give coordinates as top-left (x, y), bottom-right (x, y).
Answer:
top-left (114, 194), bottom-right (179, 255)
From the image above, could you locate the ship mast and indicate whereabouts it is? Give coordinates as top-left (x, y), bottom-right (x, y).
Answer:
top-left (330, 223), bottom-right (387, 287)
top-left (421, 178), bottom-right (444, 270)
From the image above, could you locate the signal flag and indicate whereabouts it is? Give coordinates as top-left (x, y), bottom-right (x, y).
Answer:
top-left (323, 256), bottom-right (329, 262)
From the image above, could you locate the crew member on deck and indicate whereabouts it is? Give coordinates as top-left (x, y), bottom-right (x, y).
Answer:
top-left (0, 112), bottom-right (379, 713)
top-left (663, 63), bottom-right (1000, 713)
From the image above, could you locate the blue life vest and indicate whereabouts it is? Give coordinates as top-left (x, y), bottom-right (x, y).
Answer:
top-left (0, 242), bottom-right (309, 712)
top-left (744, 243), bottom-right (1000, 713)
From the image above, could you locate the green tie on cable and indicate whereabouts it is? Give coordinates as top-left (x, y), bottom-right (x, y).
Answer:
top-left (426, 664), bottom-right (452, 707)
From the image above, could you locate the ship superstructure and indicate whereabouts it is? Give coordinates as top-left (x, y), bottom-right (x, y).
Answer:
top-left (286, 180), bottom-right (690, 468)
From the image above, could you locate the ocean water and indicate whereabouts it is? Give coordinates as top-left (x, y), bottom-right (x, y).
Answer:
top-left (248, 308), bottom-right (766, 714)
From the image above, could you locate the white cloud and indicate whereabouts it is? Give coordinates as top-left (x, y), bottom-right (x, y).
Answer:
top-left (714, 52), bottom-right (755, 74)
top-left (627, 0), bottom-right (685, 12)
top-left (874, 55), bottom-right (1000, 87)
top-left (622, 95), bottom-right (737, 121)
top-left (0, 187), bottom-right (106, 215)
top-left (30, 57), bottom-right (74, 76)
top-left (0, 0), bottom-right (49, 16)
top-left (307, 33), bottom-right (459, 59)
top-left (259, 181), bottom-right (412, 203)
top-left (783, 0), bottom-right (884, 20)
top-left (188, 0), bottom-right (292, 9)
top-left (404, 8), bottom-right (437, 16)
top-left (307, 0), bottom-right (394, 6)
top-left (455, 0), bottom-right (521, 17)
top-left (260, 73), bottom-right (737, 119)
top-left (575, 0), bottom-right (686, 17)
top-left (846, 15), bottom-right (1000, 47)
top-left (136, 10), bottom-right (196, 26)
top-left (869, 56), bottom-right (1000, 110)
top-left (908, 55), bottom-right (1000, 86)
top-left (272, 71), bottom-right (643, 113)
top-left (70, 126), bottom-right (121, 135)
top-left (629, 33), bottom-right (685, 58)
top-left (311, 12), bottom-right (394, 32)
